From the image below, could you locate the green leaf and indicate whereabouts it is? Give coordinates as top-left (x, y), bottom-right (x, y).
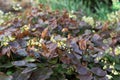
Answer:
top-left (48, 58), bottom-right (58, 64)
top-left (25, 57), bottom-right (36, 62)
top-left (114, 64), bottom-right (120, 70)
top-left (0, 63), bottom-right (13, 68)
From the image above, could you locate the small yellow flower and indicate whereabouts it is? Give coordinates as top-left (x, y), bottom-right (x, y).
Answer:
top-left (82, 16), bottom-right (94, 27)
top-left (23, 24), bottom-right (30, 31)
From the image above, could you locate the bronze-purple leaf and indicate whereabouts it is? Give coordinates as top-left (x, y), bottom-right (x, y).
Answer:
top-left (17, 39), bottom-right (27, 48)
top-left (76, 66), bottom-right (88, 75)
top-left (0, 72), bottom-right (13, 80)
top-left (9, 41), bottom-right (20, 49)
top-left (16, 49), bottom-right (28, 56)
top-left (91, 67), bottom-right (107, 77)
top-left (28, 68), bottom-right (53, 80)
top-left (12, 60), bottom-right (27, 66)
top-left (12, 70), bottom-right (32, 80)
top-left (71, 41), bottom-right (82, 55)
top-left (1, 46), bottom-right (11, 55)
top-left (77, 74), bottom-right (93, 80)
top-left (21, 67), bottom-right (37, 74)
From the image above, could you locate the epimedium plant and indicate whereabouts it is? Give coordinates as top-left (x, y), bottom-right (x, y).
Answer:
top-left (0, 4), bottom-right (120, 80)
top-left (0, 10), bottom-right (15, 25)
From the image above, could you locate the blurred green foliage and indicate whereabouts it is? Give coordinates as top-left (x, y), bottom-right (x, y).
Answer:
top-left (38, 0), bottom-right (120, 20)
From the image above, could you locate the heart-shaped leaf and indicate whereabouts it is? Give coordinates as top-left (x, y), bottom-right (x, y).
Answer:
top-left (91, 67), bottom-right (107, 77)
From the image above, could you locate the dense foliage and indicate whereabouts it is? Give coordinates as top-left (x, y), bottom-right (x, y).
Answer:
top-left (39, 0), bottom-right (120, 20)
top-left (0, 4), bottom-right (120, 80)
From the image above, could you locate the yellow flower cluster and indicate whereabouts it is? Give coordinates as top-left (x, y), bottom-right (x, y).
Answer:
top-left (107, 10), bottom-right (120, 23)
top-left (1, 36), bottom-right (15, 46)
top-left (82, 16), bottom-right (94, 27)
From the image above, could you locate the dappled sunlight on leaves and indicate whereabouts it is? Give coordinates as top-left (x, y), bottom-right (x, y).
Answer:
top-left (0, 4), bottom-right (120, 80)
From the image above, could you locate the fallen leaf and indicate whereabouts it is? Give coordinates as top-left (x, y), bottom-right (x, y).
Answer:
top-left (102, 22), bottom-right (109, 31)
top-left (62, 28), bottom-right (68, 32)
top-left (41, 43), bottom-right (49, 54)
top-left (41, 27), bottom-right (49, 39)
top-left (78, 39), bottom-right (87, 50)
